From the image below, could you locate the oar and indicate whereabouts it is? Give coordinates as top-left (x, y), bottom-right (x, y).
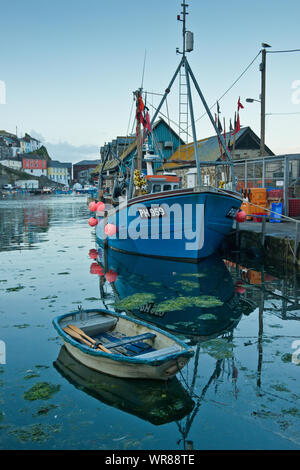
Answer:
top-left (67, 324), bottom-right (111, 354)
top-left (63, 327), bottom-right (94, 348)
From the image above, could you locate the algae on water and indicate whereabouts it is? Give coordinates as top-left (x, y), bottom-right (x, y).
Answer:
top-left (114, 293), bottom-right (156, 310)
top-left (156, 295), bottom-right (223, 313)
top-left (23, 382), bottom-right (60, 401)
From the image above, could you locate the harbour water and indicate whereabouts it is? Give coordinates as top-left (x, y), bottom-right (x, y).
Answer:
top-left (0, 196), bottom-right (299, 450)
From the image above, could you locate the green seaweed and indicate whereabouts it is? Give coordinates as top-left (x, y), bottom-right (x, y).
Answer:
top-left (197, 313), bottom-right (217, 320)
top-left (9, 423), bottom-right (61, 443)
top-left (6, 285), bottom-right (25, 292)
top-left (201, 338), bottom-right (235, 359)
top-left (281, 407), bottom-right (300, 417)
top-left (23, 382), bottom-right (60, 401)
top-left (156, 295), bottom-right (223, 312)
top-left (114, 293), bottom-right (156, 310)
top-left (175, 280), bottom-right (200, 292)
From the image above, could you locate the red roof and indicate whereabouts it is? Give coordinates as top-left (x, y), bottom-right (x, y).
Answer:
top-left (146, 175), bottom-right (180, 183)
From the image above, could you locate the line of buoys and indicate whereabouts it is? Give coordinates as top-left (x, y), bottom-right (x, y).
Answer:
top-left (89, 200), bottom-right (106, 212)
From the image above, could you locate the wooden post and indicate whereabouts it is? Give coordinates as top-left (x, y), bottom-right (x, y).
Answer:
top-left (294, 221), bottom-right (300, 265)
top-left (261, 215), bottom-right (266, 247)
top-left (235, 221), bottom-right (240, 249)
top-left (260, 48), bottom-right (266, 156)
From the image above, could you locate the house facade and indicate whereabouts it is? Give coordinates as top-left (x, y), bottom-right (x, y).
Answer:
top-left (73, 160), bottom-right (101, 183)
top-left (20, 133), bottom-right (41, 154)
top-left (22, 156), bottom-right (47, 177)
top-left (47, 161), bottom-right (71, 186)
top-left (1, 159), bottom-right (22, 171)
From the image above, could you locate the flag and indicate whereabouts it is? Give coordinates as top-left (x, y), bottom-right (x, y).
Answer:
top-left (237, 97), bottom-right (244, 110)
top-left (229, 118), bottom-right (233, 133)
top-left (232, 113), bottom-right (240, 135)
top-left (223, 117), bottom-right (226, 141)
top-left (217, 101), bottom-right (221, 114)
top-left (144, 111), bottom-right (151, 132)
top-left (217, 116), bottom-right (222, 132)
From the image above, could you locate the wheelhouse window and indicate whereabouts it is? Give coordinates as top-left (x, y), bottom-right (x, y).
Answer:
top-left (163, 184), bottom-right (172, 191)
top-left (152, 184), bottom-right (162, 193)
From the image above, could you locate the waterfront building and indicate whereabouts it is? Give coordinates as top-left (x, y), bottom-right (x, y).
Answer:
top-left (20, 133), bottom-right (41, 154)
top-left (22, 155), bottom-right (47, 177)
top-left (157, 126), bottom-right (274, 187)
top-left (0, 139), bottom-right (13, 160)
top-left (100, 136), bottom-right (136, 163)
top-left (93, 118), bottom-right (183, 193)
top-left (0, 158), bottom-right (22, 171)
top-left (47, 160), bottom-right (71, 186)
top-left (73, 160), bottom-right (100, 183)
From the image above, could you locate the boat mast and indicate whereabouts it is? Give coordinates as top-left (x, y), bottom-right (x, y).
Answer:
top-left (150, 1), bottom-right (236, 189)
top-left (179, 1), bottom-right (202, 186)
top-left (135, 88), bottom-right (143, 174)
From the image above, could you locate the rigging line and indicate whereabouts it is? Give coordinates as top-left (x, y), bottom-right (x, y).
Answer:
top-left (141, 49), bottom-right (147, 89)
top-left (193, 50), bottom-right (262, 124)
top-left (266, 112), bottom-right (300, 116)
top-left (148, 101), bottom-right (193, 139)
top-left (267, 49), bottom-right (300, 54)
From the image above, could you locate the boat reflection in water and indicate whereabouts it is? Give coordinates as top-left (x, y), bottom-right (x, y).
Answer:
top-left (54, 346), bottom-right (194, 426)
top-left (96, 247), bottom-right (255, 341)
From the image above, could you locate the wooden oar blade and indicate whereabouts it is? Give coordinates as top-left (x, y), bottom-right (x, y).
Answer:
top-left (66, 324), bottom-right (112, 354)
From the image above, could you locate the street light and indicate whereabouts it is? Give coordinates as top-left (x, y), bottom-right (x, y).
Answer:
top-left (246, 98), bottom-right (261, 103)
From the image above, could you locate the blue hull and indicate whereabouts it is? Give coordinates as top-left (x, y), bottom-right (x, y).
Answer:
top-left (96, 189), bottom-right (242, 261)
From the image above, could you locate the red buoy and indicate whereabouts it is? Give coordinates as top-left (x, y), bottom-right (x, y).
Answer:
top-left (88, 201), bottom-right (98, 212)
top-left (90, 263), bottom-right (103, 275)
top-left (235, 281), bottom-right (246, 294)
top-left (96, 201), bottom-right (105, 212)
top-left (88, 217), bottom-right (98, 227)
top-left (89, 249), bottom-right (98, 259)
top-left (105, 269), bottom-right (118, 283)
top-left (104, 223), bottom-right (117, 236)
top-left (235, 210), bottom-right (246, 223)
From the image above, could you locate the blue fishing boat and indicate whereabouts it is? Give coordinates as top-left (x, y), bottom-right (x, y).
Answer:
top-left (95, 1), bottom-right (242, 261)
top-left (96, 248), bottom-right (254, 339)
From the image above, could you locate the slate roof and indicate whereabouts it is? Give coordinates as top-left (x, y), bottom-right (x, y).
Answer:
top-left (158, 126), bottom-right (274, 171)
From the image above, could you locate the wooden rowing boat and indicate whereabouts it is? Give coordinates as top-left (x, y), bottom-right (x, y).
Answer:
top-left (54, 345), bottom-right (195, 424)
top-left (53, 308), bottom-right (194, 380)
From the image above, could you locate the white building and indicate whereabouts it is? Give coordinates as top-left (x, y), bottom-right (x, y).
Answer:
top-left (0, 159), bottom-right (22, 171)
top-left (15, 179), bottom-right (39, 189)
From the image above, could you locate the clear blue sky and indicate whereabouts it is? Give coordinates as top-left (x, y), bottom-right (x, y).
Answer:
top-left (1, 0), bottom-right (300, 162)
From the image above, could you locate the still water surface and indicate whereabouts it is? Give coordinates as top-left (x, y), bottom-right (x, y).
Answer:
top-left (0, 195), bottom-right (299, 450)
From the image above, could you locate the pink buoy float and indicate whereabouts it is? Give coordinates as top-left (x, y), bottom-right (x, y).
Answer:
top-left (235, 210), bottom-right (246, 223)
top-left (90, 263), bottom-right (104, 275)
top-left (89, 249), bottom-right (98, 259)
top-left (105, 269), bottom-right (118, 283)
top-left (95, 201), bottom-right (105, 212)
top-left (88, 201), bottom-right (98, 212)
top-left (104, 223), bottom-right (117, 236)
top-left (234, 281), bottom-right (246, 294)
top-left (88, 217), bottom-right (98, 227)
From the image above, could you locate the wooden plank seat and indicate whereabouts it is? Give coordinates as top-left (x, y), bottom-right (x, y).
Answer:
top-left (96, 331), bottom-right (156, 357)
top-left (137, 345), bottom-right (182, 359)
